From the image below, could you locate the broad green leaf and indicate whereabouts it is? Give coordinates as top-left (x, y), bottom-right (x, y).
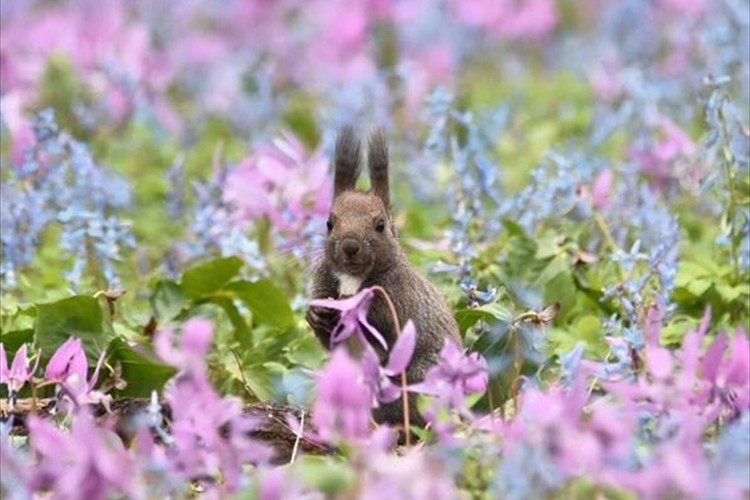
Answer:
top-left (661, 320), bottom-right (695, 346)
top-left (0, 329), bottom-right (34, 357)
top-left (225, 359), bottom-right (275, 401)
top-left (455, 302), bottom-right (513, 332)
top-left (534, 233), bottom-right (562, 260)
top-left (206, 296), bottom-right (252, 348)
top-left (675, 261), bottom-right (711, 286)
top-left (225, 279), bottom-right (294, 330)
top-left (534, 255), bottom-right (569, 288)
top-left (685, 278), bottom-right (713, 297)
top-left (0, 303), bottom-right (36, 334)
top-left (34, 296), bottom-right (113, 362)
top-left (454, 309), bottom-right (494, 333)
top-left (544, 271), bottom-right (576, 321)
top-left (715, 283), bottom-right (747, 302)
top-left (501, 218), bottom-right (528, 237)
top-left (151, 279), bottom-right (186, 322)
top-left (575, 315), bottom-right (602, 345)
top-left (181, 256), bottom-right (243, 299)
top-left (285, 334), bottom-right (326, 369)
top-left (549, 327), bottom-right (580, 356)
top-left (106, 337), bottom-right (176, 397)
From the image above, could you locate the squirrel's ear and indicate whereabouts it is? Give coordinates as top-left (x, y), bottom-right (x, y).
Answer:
top-left (368, 128), bottom-right (390, 211)
top-left (333, 126), bottom-right (362, 198)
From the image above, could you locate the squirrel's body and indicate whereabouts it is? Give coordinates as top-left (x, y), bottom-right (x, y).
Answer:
top-left (307, 127), bottom-right (461, 427)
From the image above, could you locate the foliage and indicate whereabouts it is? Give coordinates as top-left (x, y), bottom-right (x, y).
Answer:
top-left (1, 0), bottom-right (749, 499)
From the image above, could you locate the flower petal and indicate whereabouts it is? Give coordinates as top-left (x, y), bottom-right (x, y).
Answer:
top-left (0, 344), bottom-right (8, 385)
top-left (310, 288), bottom-right (374, 312)
top-left (384, 320), bottom-right (417, 375)
top-left (358, 312), bottom-right (389, 352)
top-left (45, 337), bottom-right (87, 382)
top-left (9, 344), bottom-right (31, 390)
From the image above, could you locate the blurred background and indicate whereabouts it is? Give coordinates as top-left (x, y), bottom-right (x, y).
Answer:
top-left (1, 4), bottom-right (749, 497)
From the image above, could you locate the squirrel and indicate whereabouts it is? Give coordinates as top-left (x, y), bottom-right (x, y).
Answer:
top-left (306, 126), bottom-right (462, 427)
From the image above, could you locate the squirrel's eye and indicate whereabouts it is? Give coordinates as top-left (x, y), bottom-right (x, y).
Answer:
top-left (375, 218), bottom-right (386, 233)
top-left (326, 218), bottom-right (333, 232)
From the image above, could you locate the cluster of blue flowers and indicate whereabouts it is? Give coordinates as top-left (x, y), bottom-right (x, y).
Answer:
top-left (1, 109), bottom-right (134, 290)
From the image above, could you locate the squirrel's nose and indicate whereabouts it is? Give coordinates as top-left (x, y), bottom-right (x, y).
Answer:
top-left (341, 238), bottom-right (361, 257)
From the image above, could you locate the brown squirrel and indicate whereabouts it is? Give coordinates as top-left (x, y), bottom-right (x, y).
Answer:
top-left (306, 126), bottom-right (462, 427)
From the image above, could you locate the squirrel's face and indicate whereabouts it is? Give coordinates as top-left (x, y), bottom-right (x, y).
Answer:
top-left (325, 191), bottom-right (395, 280)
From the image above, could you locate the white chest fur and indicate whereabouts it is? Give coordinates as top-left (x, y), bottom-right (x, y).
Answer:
top-left (335, 272), bottom-right (363, 297)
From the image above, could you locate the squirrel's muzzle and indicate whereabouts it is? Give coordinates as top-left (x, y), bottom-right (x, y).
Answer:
top-left (341, 237), bottom-right (361, 257)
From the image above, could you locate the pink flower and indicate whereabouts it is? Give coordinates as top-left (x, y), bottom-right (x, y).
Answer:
top-left (313, 348), bottom-right (374, 442)
top-left (44, 337), bottom-right (106, 404)
top-left (362, 320), bottom-right (417, 404)
top-left (154, 317), bottom-right (214, 374)
top-left (701, 329), bottom-right (750, 420)
top-left (659, 0), bottom-right (707, 15)
top-left (44, 337), bottom-right (87, 383)
top-left (587, 56), bottom-right (624, 102)
top-left (0, 344), bottom-right (6, 385)
top-left (630, 118), bottom-right (695, 187)
top-left (153, 317), bottom-right (270, 490)
top-left (450, 0), bottom-right (558, 41)
top-left (591, 168), bottom-right (614, 211)
top-left (1, 344), bottom-right (40, 403)
top-left (310, 288), bottom-right (389, 352)
top-left (410, 340), bottom-right (488, 415)
top-left (359, 450), bottom-right (458, 500)
top-left (26, 413), bottom-right (137, 498)
top-left (0, 92), bottom-right (35, 166)
top-left (224, 132), bottom-right (331, 235)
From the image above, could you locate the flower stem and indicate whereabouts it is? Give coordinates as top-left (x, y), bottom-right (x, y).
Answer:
top-left (371, 285), bottom-right (411, 446)
top-left (717, 96), bottom-right (741, 286)
top-left (594, 212), bottom-right (626, 282)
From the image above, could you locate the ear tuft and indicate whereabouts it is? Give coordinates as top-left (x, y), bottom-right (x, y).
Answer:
top-left (333, 126), bottom-right (362, 198)
top-left (368, 128), bottom-right (390, 210)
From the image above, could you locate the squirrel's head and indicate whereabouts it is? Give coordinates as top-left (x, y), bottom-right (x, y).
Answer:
top-left (324, 126), bottom-right (399, 284)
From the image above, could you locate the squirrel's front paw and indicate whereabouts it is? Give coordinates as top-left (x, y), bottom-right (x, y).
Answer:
top-left (306, 306), bottom-right (340, 349)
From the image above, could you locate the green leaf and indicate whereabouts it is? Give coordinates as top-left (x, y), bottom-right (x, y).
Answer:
top-left (660, 319), bottom-right (695, 346)
top-left (34, 296), bottom-right (113, 362)
top-left (297, 456), bottom-right (355, 496)
top-left (534, 233), bottom-right (562, 260)
top-left (544, 271), bottom-right (576, 322)
top-left (206, 296), bottom-right (252, 348)
top-left (151, 279), bottom-right (186, 322)
top-left (501, 218), bottom-right (527, 237)
top-left (0, 329), bottom-right (34, 356)
top-left (225, 359), bottom-right (275, 401)
top-left (534, 255), bottom-right (569, 288)
top-left (455, 309), bottom-right (496, 332)
top-left (225, 279), bottom-right (294, 330)
top-left (1, 303), bottom-right (37, 333)
top-left (715, 283), bottom-right (747, 302)
top-left (106, 337), bottom-right (176, 397)
top-left (285, 334), bottom-right (327, 368)
top-left (455, 303), bottom-right (513, 332)
top-left (575, 315), bottom-right (602, 344)
top-left (675, 261), bottom-right (711, 286)
top-left (181, 256), bottom-right (243, 299)
top-left (685, 278), bottom-right (712, 297)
